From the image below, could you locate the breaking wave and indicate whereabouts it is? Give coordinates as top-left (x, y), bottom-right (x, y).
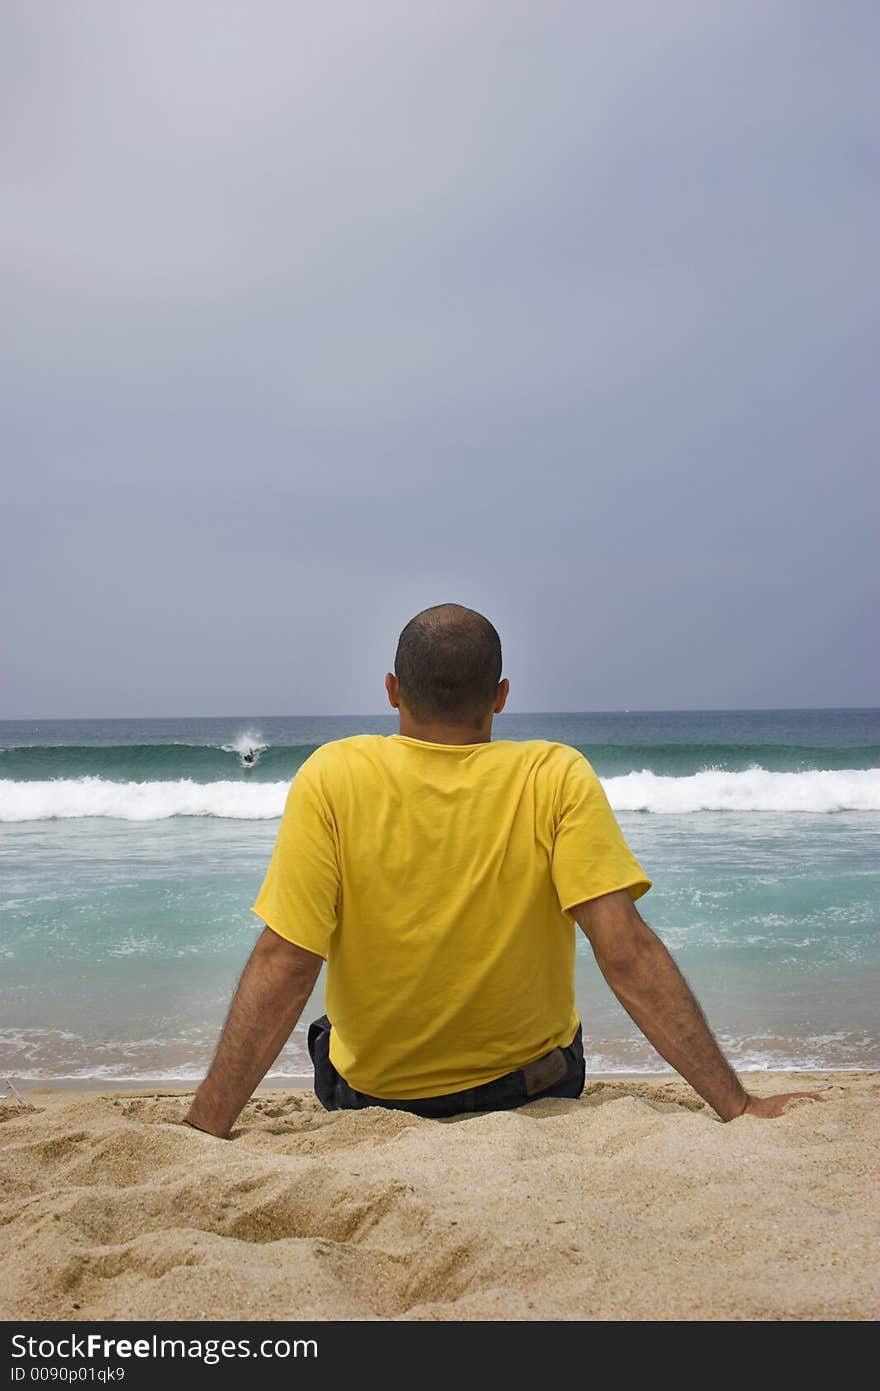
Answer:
top-left (1, 766), bottom-right (878, 821)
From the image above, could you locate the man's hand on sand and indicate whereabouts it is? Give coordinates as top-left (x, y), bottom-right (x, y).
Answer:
top-left (182, 1114), bottom-right (230, 1139)
top-left (739, 1090), bottom-right (827, 1119)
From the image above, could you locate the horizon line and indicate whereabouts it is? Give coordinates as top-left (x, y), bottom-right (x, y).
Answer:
top-left (1, 705), bottom-right (878, 722)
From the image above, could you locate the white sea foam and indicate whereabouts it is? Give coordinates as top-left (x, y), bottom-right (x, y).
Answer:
top-left (605, 765), bottom-right (880, 814)
top-left (0, 1026), bottom-right (312, 1081)
top-left (1, 766), bottom-right (879, 821)
top-left (0, 777), bottom-right (290, 822)
top-left (582, 1029), bottom-right (878, 1073)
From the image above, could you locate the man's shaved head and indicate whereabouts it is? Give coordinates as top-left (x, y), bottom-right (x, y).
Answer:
top-left (393, 603), bottom-right (503, 728)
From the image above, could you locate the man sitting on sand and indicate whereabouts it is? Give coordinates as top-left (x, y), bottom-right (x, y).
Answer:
top-left (185, 603), bottom-right (820, 1137)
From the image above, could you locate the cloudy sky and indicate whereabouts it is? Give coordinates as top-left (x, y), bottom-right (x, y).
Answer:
top-left (2, 1), bottom-right (877, 717)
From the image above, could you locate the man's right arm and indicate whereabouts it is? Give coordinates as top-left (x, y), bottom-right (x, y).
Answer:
top-left (572, 889), bottom-right (824, 1120)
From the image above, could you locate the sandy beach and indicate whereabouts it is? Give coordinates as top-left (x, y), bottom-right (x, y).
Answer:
top-left (1, 1071), bottom-right (876, 1322)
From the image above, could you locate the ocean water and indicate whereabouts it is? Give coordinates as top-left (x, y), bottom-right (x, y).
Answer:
top-left (1, 709), bottom-right (878, 1082)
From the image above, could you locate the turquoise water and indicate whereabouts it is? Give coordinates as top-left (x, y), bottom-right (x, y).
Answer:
top-left (1, 709), bottom-right (878, 1080)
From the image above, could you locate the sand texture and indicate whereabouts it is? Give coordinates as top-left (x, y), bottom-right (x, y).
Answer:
top-left (1, 1071), bottom-right (877, 1322)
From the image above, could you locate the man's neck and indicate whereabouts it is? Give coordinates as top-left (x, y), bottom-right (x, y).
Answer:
top-left (396, 718), bottom-right (493, 746)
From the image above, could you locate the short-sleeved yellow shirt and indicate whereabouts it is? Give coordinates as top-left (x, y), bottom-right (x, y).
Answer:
top-left (251, 734), bottom-right (652, 1099)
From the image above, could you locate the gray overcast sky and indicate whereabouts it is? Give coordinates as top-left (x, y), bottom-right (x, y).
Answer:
top-left (2, 1), bottom-right (877, 718)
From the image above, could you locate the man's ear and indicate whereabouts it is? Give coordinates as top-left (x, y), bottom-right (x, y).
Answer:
top-left (385, 672), bottom-right (400, 709)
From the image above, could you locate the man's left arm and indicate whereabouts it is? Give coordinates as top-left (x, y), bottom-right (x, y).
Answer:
top-left (185, 927), bottom-right (323, 1139)
top-left (573, 891), bottom-right (825, 1120)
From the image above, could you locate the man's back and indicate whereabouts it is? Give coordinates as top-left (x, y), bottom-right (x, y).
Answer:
top-left (252, 733), bottom-right (651, 1099)
top-left (188, 606), bottom-right (821, 1136)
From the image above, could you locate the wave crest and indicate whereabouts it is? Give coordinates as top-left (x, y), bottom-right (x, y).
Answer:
top-left (1, 766), bottom-right (879, 821)
top-left (0, 777), bottom-right (290, 822)
top-left (607, 766), bottom-right (880, 813)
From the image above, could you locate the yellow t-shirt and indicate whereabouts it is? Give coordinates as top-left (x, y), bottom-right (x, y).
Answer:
top-left (251, 734), bottom-right (652, 1099)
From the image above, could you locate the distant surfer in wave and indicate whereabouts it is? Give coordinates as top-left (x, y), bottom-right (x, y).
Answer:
top-left (242, 749), bottom-right (255, 767)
